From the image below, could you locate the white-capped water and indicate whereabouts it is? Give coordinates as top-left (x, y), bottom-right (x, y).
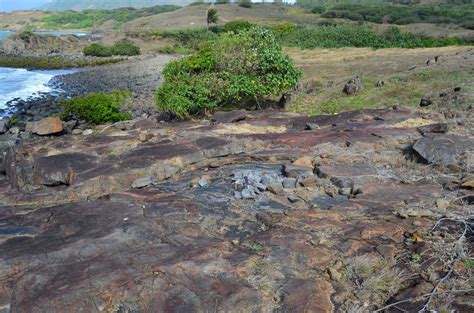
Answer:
top-left (0, 67), bottom-right (74, 113)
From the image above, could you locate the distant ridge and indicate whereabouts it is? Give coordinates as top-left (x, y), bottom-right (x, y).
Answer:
top-left (42, 0), bottom-right (194, 11)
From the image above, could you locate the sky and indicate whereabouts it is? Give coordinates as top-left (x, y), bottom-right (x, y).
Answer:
top-left (0, 0), bottom-right (49, 12)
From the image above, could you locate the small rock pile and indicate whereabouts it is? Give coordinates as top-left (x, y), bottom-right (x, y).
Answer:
top-left (232, 164), bottom-right (316, 200)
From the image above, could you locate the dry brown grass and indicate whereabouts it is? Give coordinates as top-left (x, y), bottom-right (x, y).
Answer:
top-left (286, 46), bottom-right (474, 115)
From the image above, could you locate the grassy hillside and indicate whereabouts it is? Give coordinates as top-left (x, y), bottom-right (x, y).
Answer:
top-left (42, 5), bottom-right (180, 29)
top-left (42, 0), bottom-right (192, 11)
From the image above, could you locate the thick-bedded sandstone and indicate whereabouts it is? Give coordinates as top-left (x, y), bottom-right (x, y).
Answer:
top-left (0, 107), bottom-right (472, 312)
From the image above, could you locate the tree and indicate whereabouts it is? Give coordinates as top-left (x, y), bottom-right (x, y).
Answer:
top-left (155, 26), bottom-right (302, 117)
top-left (206, 5), bottom-right (218, 30)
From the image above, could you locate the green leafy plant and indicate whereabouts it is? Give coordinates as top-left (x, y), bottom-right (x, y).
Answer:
top-left (61, 90), bottom-right (131, 124)
top-left (155, 26), bottom-right (301, 117)
top-left (239, 0), bottom-right (252, 8)
top-left (83, 39), bottom-right (140, 57)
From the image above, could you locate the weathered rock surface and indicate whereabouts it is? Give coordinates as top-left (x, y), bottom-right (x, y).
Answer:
top-left (413, 134), bottom-right (473, 170)
top-left (25, 116), bottom-right (63, 135)
top-left (0, 107), bottom-right (472, 312)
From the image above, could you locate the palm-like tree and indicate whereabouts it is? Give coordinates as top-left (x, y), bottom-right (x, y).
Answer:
top-left (207, 5), bottom-right (218, 30)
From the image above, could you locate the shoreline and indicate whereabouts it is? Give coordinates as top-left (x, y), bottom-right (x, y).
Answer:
top-left (1, 54), bottom-right (176, 125)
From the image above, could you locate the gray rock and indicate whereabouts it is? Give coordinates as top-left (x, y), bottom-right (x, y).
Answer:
top-left (305, 122), bottom-right (320, 130)
top-left (72, 129), bottom-right (83, 135)
top-left (132, 176), bottom-right (154, 189)
top-left (234, 191), bottom-right (242, 199)
top-left (267, 182), bottom-right (284, 195)
top-left (9, 127), bottom-right (20, 135)
top-left (255, 182), bottom-right (267, 192)
top-left (283, 164), bottom-right (314, 178)
top-left (417, 123), bottom-right (448, 135)
top-left (234, 179), bottom-right (245, 191)
top-left (343, 76), bottom-right (363, 96)
top-left (0, 120), bottom-right (6, 134)
top-left (82, 129), bottom-right (93, 135)
top-left (419, 98), bottom-right (432, 107)
top-left (287, 195), bottom-right (300, 203)
top-left (339, 187), bottom-right (352, 196)
top-left (241, 188), bottom-right (256, 199)
top-left (413, 134), bottom-right (473, 169)
top-left (283, 178), bottom-right (297, 189)
top-left (198, 177), bottom-right (208, 187)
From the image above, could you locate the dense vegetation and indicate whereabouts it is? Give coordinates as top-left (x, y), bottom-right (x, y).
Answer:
top-left (145, 20), bottom-right (471, 53)
top-left (42, 5), bottom-right (179, 29)
top-left (321, 4), bottom-right (474, 29)
top-left (279, 24), bottom-right (470, 49)
top-left (61, 90), bottom-right (131, 124)
top-left (83, 40), bottom-right (140, 57)
top-left (0, 55), bottom-right (126, 70)
top-left (155, 26), bottom-right (301, 117)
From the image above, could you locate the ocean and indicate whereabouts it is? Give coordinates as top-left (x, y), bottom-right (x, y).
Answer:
top-left (0, 67), bottom-right (74, 111)
top-left (0, 31), bottom-right (79, 115)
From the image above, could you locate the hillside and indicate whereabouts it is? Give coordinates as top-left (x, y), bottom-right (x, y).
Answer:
top-left (42, 0), bottom-right (192, 11)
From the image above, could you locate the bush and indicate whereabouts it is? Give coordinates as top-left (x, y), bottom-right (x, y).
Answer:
top-left (239, 0), bottom-right (252, 8)
top-left (111, 39), bottom-right (141, 56)
top-left (311, 5), bottom-right (326, 14)
top-left (61, 90), bottom-right (131, 124)
top-left (155, 26), bottom-right (301, 117)
top-left (83, 43), bottom-right (113, 57)
top-left (83, 39), bottom-right (140, 57)
top-left (277, 24), bottom-right (472, 49)
top-left (223, 20), bottom-right (253, 33)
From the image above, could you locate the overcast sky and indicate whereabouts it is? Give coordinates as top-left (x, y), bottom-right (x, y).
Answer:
top-left (0, 0), bottom-right (49, 12)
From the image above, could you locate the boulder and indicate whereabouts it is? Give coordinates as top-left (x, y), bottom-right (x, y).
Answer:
top-left (212, 110), bottom-right (248, 124)
top-left (413, 134), bottom-right (474, 169)
top-left (417, 123), bottom-right (448, 135)
top-left (343, 76), bottom-right (363, 96)
top-left (283, 164), bottom-right (314, 178)
top-left (25, 117), bottom-right (63, 135)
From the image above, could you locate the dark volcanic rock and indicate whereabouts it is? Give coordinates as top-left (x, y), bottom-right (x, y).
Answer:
top-left (412, 134), bottom-right (473, 169)
top-left (417, 123), bottom-right (448, 135)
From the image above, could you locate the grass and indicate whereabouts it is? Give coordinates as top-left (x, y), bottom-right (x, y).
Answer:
top-left (41, 5), bottom-right (180, 29)
top-left (286, 46), bottom-right (474, 115)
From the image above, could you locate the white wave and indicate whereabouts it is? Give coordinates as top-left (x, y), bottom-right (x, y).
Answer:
top-left (0, 67), bottom-right (74, 110)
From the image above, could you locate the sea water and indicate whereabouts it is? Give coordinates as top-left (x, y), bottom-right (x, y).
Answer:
top-left (0, 67), bottom-right (74, 111)
top-left (0, 31), bottom-right (76, 114)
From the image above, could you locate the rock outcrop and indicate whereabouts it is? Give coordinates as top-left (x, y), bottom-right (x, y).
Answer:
top-left (0, 107), bottom-right (472, 312)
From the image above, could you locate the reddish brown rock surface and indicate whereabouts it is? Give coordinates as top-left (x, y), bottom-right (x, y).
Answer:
top-left (0, 107), bottom-right (472, 312)
top-left (25, 116), bottom-right (64, 136)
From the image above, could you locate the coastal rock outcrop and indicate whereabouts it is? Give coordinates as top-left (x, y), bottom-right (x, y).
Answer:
top-left (0, 107), bottom-right (472, 312)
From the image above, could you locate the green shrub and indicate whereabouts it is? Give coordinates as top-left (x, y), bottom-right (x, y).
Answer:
top-left (155, 26), bottom-right (301, 117)
top-left (239, 0), bottom-right (252, 8)
top-left (83, 40), bottom-right (140, 57)
top-left (83, 43), bottom-right (113, 57)
top-left (223, 20), bottom-right (253, 33)
top-left (61, 90), bottom-right (131, 124)
top-left (271, 22), bottom-right (297, 38)
top-left (320, 4), bottom-right (474, 27)
top-left (311, 5), bottom-right (326, 14)
top-left (111, 39), bottom-right (141, 56)
top-left (278, 24), bottom-right (472, 49)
